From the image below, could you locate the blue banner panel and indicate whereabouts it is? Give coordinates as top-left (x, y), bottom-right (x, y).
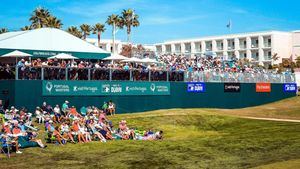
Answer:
top-left (187, 82), bottom-right (206, 93)
top-left (283, 83), bottom-right (297, 92)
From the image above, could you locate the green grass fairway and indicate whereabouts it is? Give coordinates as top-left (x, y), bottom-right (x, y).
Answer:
top-left (1, 97), bottom-right (300, 169)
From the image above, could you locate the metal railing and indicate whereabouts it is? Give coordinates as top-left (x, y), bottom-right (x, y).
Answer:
top-left (185, 71), bottom-right (295, 83)
top-left (0, 66), bottom-right (295, 83)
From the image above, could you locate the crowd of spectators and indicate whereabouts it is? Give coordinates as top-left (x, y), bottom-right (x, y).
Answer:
top-left (0, 54), bottom-right (294, 82)
top-left (0, 100), bottom-right (163, 156)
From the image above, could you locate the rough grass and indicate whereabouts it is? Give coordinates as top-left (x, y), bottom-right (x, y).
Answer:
top-left (215, 96), bottom-right (300, 120)
top-left (1, 97), bottom-right (300, 168)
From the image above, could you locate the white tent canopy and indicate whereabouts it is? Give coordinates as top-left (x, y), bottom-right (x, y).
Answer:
top-left (1, 50), bottom-right (32, 58)
top-left (0, 28), bottom-right (109, 59)
top-left (141, 58), bottom-right (159, 63)
top-left (102, 53), bottom-right (129, 61)
top-left (48, 53), bottom-right (78, 59)
top-left (121, 57), bottom-right (143, 63)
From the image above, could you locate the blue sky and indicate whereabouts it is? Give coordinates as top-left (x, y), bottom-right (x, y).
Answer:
top-left (1, 0), bottom-right (300, 44)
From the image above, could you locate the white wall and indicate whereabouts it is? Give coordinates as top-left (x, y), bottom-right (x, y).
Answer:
top-left (272, 33), bottom-right (292, 64)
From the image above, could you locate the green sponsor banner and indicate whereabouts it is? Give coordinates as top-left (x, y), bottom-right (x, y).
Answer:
top-left (42, 81), bottom-right (170, 96)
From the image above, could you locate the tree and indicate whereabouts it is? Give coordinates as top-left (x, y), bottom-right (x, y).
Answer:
top-left (106, 14), bottom-right (124, 53)
top-left (92, 23), bottom-right (106, 47)
top-left (29, 7), bottom-right (51, 29)
top-left (0, 28), bottom-right (8, 34)
top-left (80, 24), bottom-right (92, 40)
top-left (121, 9), bottom-right (140, 43)
top-left (67, 26), bottom-right (82, 38)
top-left (271, 53), bottom-right (279, 65)
top-left (21, 26), bottom-right (31, 31)
top-left (295, 56), bottom-right (300, 68)
top-left (46, 16), bottom-right (63, 29)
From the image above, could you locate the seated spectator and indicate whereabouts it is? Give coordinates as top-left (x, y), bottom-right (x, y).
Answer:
top-left (107, 100), bottom-right (116, 116)
top-left (61, 100), bottom-right (70, 116)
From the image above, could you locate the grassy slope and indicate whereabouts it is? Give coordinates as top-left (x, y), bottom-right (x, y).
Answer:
top-left (214, 96), bottom-right (300, 120)
top-left (0, 97), bottom-right (300, 169)
top-left (253, 159), bottom-right (300, 169)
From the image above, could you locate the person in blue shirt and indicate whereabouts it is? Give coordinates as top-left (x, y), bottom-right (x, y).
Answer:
top-left (123, 63), bottom-right (129, 70)
top-left (17, 59), bottom-right (25, 68)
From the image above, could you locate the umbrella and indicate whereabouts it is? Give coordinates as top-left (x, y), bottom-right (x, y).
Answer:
top-left (141, 58), bottom-right (159, 63)
top-left (48, 53), bottom-right (78, 60)
top-left (1, 50), bottom-right (32, 63)
top-left (121, 57), bottom-right (143, 63)
top-left (102, 53), bottom-right (129, 61)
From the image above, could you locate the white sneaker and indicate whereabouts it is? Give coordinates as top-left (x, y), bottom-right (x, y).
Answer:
top-left (16, 151), bottom-right (22, 154)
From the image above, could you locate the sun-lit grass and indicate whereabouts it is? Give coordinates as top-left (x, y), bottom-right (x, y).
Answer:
top-left (1, 97), bottom-right (300, 168)
top-left (1, 111), bottom-right (300, 169)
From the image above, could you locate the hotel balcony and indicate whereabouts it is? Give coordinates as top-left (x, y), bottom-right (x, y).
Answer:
top-left (185, 43), bottom-right (191, 53)
top-left (251, 37), bottom-right (259, 48)
top-left (263, 49), bottom-right (272, 61)
top-left (227, 51), bottom-right (235, 60)
top-left (205, 41), bottom-right (212, 51)
top-left (216, 40), bottom-right (223, 51)
top-left (240, 51), bottom-right (247, 59)
top-left (174, 44), bottom-right (181, 53)
top-left (251, 50), bottom-right (259, 61)
top-left (239, 38), bottom-right (247, 50)
top-left (165, 45), bottom-right (171, 54)
top-left (194, 42), bottom-right (202, 53)
top-left (263, 36), bottom-right (272, 48)
top-left (227, 39), bottom-right (235, 50)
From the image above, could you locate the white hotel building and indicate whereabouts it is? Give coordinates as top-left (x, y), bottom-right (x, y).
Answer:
top-left (154, 30), bottom-right (300, 65)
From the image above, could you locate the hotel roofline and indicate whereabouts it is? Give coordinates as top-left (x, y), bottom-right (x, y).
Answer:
top-left (154, 30), bottom-right (293, 45)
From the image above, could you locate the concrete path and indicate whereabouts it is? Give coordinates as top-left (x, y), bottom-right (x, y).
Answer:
top-left (243, 116), bottom-right (300, 123)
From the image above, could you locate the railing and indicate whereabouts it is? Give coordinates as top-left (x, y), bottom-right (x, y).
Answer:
top-left (0, 66), bottom-right (295, 83)
top-left (185, 71), bottom-right (295, 83)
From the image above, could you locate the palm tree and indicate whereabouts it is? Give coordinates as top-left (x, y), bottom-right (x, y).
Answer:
top-left (271, 53), bottom-right (279, 65)
top-left (92, 23), bottom-right (106, 47)
top-left (21, 26), bottom-right (31, 31)
top-left (80, 24), bottom-right (92, 40)
top-left (29, 7), bottom-right (51, 29)
top-left (106, 14), bottom-right (124, 53)
top-left (0, 28), bottom-right (8, 34)
top-left (67, 26), bottom-right (82, 38)
top-left (46, 16), bottom-right (63, 29)
top-left (121, 9), bottom-right (140, 43)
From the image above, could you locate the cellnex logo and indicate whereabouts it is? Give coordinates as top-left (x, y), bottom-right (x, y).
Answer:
top-left (224, 83), bottom-right (240, 92)
top-left (256, 83), bottom-right (271, 93)
top-left (45, 82), bottom-right (53, 93)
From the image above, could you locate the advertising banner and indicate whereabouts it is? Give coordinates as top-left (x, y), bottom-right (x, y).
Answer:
top-left (42, 81), bottom-right (170, 96)
top-left (256, 83), bottom-right (271, 93)
top-left (283, 83), bottom-right (297, 92)
top-left (224, 83), bottom-right (241, 92)
top-left (187, 82), bottom-right (206, 93)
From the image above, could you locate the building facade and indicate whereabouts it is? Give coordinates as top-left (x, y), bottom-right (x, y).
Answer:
top-left (86, 38), bottom-right (156, 55)
top-left (154, 30), bottom-right (300, 65)
top-left (86, 38), bottom-right (124, 54)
